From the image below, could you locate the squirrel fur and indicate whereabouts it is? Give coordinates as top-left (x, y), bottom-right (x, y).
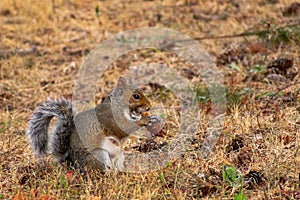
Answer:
top-left (26, 77), bottom-right (152, 172)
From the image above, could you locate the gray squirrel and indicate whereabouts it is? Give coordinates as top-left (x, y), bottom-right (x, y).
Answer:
top-left (26, 77), bottom-right (158, 172)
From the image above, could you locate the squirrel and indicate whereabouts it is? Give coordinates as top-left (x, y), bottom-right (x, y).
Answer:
top-left (26, 77), bottom-right (157, 172)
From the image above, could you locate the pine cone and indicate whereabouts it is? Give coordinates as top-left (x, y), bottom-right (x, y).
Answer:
top-left (236, 147), bottom-right (252, 167)
top-left (267, 58), bottom-right (293, 75)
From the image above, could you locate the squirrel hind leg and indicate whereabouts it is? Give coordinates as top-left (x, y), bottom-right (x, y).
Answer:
top-left (54, 151), bottom-right (70, 164)
top-left (91, 148), bottom-right (113, 172)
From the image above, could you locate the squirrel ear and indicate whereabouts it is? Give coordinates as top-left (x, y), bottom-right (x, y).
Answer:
top-left (115, 77), bottom-right (127, 96)
top-left (117, 77), bottom-right (127, 88)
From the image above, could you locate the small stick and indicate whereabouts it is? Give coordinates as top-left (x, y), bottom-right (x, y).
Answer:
top-left (0, 46), bottom-right (38, 59)
top-left (264, 81), bottom-right (300, 109)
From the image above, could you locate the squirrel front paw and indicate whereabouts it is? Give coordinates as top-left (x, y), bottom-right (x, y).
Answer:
top-left (135, 115), bottom-right (160, 126)
top-left (146, 115), bottom-right (166, 137)
top-left (135, 115), bottom-right (150, 126)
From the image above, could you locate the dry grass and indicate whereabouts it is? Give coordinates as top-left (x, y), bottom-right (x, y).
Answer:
top-left (1, 0), bottom-right (299, 199)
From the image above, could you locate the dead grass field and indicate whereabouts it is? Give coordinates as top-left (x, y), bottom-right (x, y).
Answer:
top-left (0, 0), bottom-right (299, 199)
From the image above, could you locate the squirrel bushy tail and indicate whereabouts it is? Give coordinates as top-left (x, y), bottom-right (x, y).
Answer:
top-left (26, 98), bottom-right (74, 162)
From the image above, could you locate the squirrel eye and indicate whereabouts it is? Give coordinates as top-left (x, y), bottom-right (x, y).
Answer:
top-left (110, 139), bottom-right (118, 145)
top-left (132, 93), bottom-right (140, 100)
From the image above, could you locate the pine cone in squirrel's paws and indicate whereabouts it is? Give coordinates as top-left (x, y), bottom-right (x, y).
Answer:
top-left (146, 116), bottom-right (166, 137)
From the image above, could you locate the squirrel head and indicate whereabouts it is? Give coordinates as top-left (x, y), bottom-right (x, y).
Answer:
top-left (114, 77), bottom-right (151, 119)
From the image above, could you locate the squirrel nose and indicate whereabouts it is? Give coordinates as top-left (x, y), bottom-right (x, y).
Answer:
top-left (146, 105), bottom-right (150, 111)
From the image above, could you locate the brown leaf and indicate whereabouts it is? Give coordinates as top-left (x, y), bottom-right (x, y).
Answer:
top-left (246, 43), bottom-right (267, 54)
top-left (35, 195), bottom-right (56, 200)
top-left (12, 192), bottom-right (28, 200)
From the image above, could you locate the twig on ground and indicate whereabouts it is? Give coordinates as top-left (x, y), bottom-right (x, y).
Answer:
top-left (264, 81), bottom-right (300, 109)
top-left (0, 46), bottom-right (38, 59)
